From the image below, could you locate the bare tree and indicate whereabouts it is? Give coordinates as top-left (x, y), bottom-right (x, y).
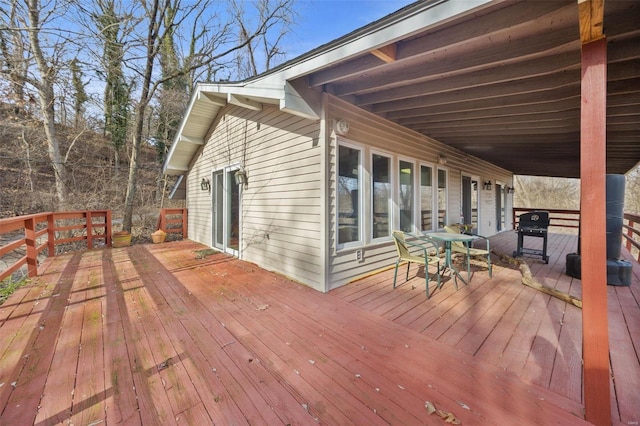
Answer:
top-left (121, 0), bottom-right (298, 232)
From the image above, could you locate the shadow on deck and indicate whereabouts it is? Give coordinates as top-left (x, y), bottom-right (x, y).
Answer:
top-left (0, 232), bottom-right (637, 425)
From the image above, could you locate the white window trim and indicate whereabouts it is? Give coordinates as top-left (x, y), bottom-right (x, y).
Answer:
top-left (397, 157), bottom-right (417, 234)
top-left (336, 139), bottom-right (364, 250)
top-left (371, 149), bottom-right (394, 243)
top-left (436, 167), bottom-right (449, 230)
top-left (419, 162), bottom-right (436, 233)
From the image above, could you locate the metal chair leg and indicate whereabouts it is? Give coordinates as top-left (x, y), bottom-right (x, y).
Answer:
top-left (393, 259), bottom-right (400, 288)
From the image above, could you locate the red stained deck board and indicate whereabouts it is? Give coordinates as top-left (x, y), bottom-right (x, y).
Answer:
top-left (101, 249), bottom-right (141, 424)
top-left (454, 279), bottom-right (525, 355)
top-left (212, 279), bottom-right (429, 425)
top-left (2, 234), bottom-right (637, 425)
top-left (142, 246), bottom-right (316, 425)
top-left (209, 256), bottom-right (584, 422)
top-left (412, 275), bottom-right (497, 337)
top-left (520, 296), bottom-right (567, 388)
top-left (607, 288), bottom-right (640, 425)
top-left (211, 257), bottom-right (585, 424)
top-left (436, 277), bottom-right (516, 348)
top-left (172, 265), bottom-right (354, 424)
top-left (549, 303), bottom-right (583, 403)
top-left (222, 273), bottom-right (494, 425)
top-left (1, 252), bottom-right (83, 425)
top-left (497, 291), bottom-right (552, 377)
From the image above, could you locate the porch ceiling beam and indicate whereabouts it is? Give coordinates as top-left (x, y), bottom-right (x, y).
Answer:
top-left (370, 71), bottom-right (580, 113)
top-left (198, 91), bottom-right (226, 106)
top-left (370, 43), bottom-right (396, 63)
top-left (382, 86), bottom-right (579, 117)
top-left (308, 1), bottom-right (566, 87)
top-left (356, 52), bottom-right (580, 106)
top-left (227, 94), bottom-right (262, 111)
top-left (578, 0), bottom-right (605, 43)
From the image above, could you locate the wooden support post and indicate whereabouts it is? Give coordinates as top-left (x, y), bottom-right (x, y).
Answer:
top-left (25, 217), bottom-right (37, 277)
top-left (580, 37), bottom-right (611, 425)
top-left (47, 213), bottom-right (55, 257)
top-left (86, 210), bottom-right (93, 250)
top-left (106, 210), bottom-right (112, 247)
top-left (182, 209), bottom-right (188, 240)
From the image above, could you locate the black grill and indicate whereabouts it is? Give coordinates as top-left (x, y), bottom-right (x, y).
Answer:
top-left (513, 211), bottom-right (550, 263)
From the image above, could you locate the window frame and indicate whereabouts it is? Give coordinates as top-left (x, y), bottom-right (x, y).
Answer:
top-left (336, 140), bottom-right (364, 249)
top-left (436, 167), bottom-right (449, 230)
top-left (370, 150), bottom-right (394, 242)
top-left (397, 157), bottom-right (416, 234)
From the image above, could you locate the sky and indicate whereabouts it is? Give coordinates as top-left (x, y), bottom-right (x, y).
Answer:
top-left (286, 0), bottom-right (416, 58)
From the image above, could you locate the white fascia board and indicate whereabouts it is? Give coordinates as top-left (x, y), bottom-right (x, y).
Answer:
top-left (163, 85), bottom-right (207, 174)
top-left (179, 135), bottom-right (204, 145)
top-left (198, 83), bottom-right (282, 104)
top-left (252, 0), bottom-right (495, 87)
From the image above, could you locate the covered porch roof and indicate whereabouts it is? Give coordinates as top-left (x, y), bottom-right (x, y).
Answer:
top-left (164, 0), bottom-right (640, 178)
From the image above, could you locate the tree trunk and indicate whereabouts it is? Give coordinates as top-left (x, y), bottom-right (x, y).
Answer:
top-left (27, 0), bottom-right (69, 211)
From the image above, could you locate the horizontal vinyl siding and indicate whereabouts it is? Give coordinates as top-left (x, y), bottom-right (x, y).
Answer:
top-left (189, 105), bottom-right (323, 290)
top-left (327, 96), bottom-right (512, 289)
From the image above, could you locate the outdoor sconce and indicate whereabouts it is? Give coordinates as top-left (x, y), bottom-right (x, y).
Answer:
top-left (200, 178), bottom-right (210, 191)
top-left (506, 186), bottom-right (515, 194)
top-left (483, 180), bottom-right (492, 191)
top-left (234, 169), bottom-right (248, 188)
top-left (438, 154), bottom-right (448, 165)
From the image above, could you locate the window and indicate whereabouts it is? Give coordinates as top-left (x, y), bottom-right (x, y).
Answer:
top-left (338, 145), bottom-right (361, 245)
top-left (399, 160), bottom-right (414, 232)
top-left (420, 165), bottom-right (433, 231)
top-left (372, 154), bottom-right (391, 239)
top-left (437, 168), bottom-right (448, 228)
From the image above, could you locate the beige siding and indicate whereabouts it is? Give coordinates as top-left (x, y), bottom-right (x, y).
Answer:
top-left (327, 96), bottom-right (513, 289)
top-left (188, 105), bottom-right (324, 290)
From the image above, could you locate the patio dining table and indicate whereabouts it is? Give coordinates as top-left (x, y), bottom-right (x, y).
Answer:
top-left (416, 232), bottom-right (477, 287)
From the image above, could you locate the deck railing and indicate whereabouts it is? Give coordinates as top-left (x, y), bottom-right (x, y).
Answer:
top-left (623, 212), bottom-right (640, 262)
top-left (0, 210), bottom-right (112, 281)
top-left (513, 208), bottom-right (640, 262)
top-left (156, 208), bottom-right (188, 239)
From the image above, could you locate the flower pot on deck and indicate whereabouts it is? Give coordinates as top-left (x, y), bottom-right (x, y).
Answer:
top-left (112, 231), bottom-right (132, 248)
top-left (151, 230), bottom-right (166, 244)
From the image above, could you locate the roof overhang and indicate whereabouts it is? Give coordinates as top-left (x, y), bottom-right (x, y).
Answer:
top-left (164, 0), bottom-right (640, 178)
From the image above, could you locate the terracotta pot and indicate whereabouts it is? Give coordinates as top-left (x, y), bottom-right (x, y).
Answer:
top-left (151, 230), bottom-right (166, 244)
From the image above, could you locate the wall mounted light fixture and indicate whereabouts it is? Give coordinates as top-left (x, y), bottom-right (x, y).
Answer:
top-left (506, 186), bottom-right (515, 194)
top-left (483, 180), bottom-right (492, 191)
top-left (438, 154), bottom-right (448, 165)
top-left (201, 178), bottom-right (211, 191)
top-left (234, 169), bottom-right (248, 188)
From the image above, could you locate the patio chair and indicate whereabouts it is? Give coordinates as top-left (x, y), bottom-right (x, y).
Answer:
top-left (392, 230), bottom-right (441, 298)
top-left (444, 225), bottom-right (492, 279)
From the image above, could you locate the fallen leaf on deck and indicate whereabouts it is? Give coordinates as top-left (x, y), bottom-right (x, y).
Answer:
top-left (157, 358), bottom-right (171, 371)
top-left (456, 400), bottom-right (470, 410)
top-left (256, 304), bottom-right (269, 310)
top-left (425, 401), bottom-right (436, 414)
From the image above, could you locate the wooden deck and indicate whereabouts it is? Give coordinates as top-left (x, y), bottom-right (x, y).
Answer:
top-left (0, 232), bottom-right (638, 425)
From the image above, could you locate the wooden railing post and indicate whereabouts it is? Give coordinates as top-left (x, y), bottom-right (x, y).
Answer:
top-left (47, 213), bottom-right (56, 257)
top-left (182, 209), bottom-right (188, 239)
top-left (626, 218), bottom-right (634, 252)
top-left (86, 210), bottom-right (93, 250)
top-left (106, 210), bottom-right (112, 247)
top-left (25, 217), bottom-right (38, 277)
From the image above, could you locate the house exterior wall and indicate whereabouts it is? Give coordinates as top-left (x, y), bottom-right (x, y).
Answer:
top-left (326, 96), bottom-right (512, 290)
top-left (187, 104), bottom-right (324, 290)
